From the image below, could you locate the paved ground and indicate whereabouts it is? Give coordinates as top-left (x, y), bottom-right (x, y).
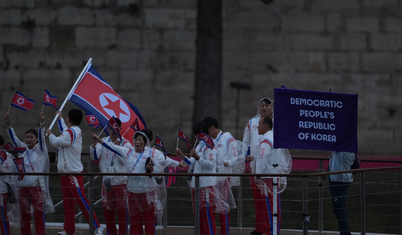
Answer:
top-left (6, 224), bottom-right (355, 235)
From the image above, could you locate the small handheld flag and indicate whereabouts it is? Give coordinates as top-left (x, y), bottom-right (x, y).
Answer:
top-left (155, 135), bottom-right (168, 155)
top-left (0, 151), bottom-right (7, 162)
top-left (198, 132), bottom-right (214, 150)
top-left (107, 117), bottom-right (122, 139)
top-left (165, 167), bottom-right (177, 188)
top-left (13, 158), bottom-right (26, 181)
top-left (85, 113), bottom-right (100, 129)
top-left (130, 118), bottom-right (139, 132)
top-left (2, 142), bottom-right (14, 151)
top-left (43, 89), bottom-right (58, 109)
top-left (11, 92), bottom-right (35, 112)
top-left (178, 128), bottom-right (192, 148)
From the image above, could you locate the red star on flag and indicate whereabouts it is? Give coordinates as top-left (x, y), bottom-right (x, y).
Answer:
top-left (103, 95), bottom-right (128, 118)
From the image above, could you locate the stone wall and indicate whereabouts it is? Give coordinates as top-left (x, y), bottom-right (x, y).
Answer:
top-left (1, 0), bottom-right (401, 155)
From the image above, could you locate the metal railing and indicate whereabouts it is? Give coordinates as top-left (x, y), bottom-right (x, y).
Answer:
top-left (5, 154), bottom-right (402, 235)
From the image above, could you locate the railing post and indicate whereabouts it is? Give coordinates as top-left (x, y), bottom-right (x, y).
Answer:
top-left (360, 171), bottom-right (366, 235)
top-left (303, 177), bottom-right (309, 235)
top-left (400, 166), bottom-right (402, 235)
top-left (163, 175), bottom-right (168, 235)
top-left (88, 158), bottom-right (94, 235)
top-left (237, 177), bottom-right (243, 235)
top-left (195, 176), bottom-right (200, 235)
top-left (318, 160), bottom-right (324, 235)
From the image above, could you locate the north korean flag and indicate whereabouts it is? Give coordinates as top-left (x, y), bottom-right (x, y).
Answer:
top-left (43, 89), bottom-right (58, 109)
top-left (178, 128), bottom-right (191, 148)
top-left (107, 117), bottom-right (122, 140)
top-left (155, 135), bottom-right (168, 155)
top-left (198, 132), bottom-right (214, 150)
top-left (85, 113), bottom-right (100, 129)
top-left (129, 118), bottom-right (139, 132)
top-left (69, 65), bottom-right (146, 142)
top-left (0, 150), bottom-right (7, 162)
top-left (11, 92), bottom-right (35, 112)
top-left (2, 142), bottom-right (14, 151)
top-left (13, 158), bottom-right (26, 181)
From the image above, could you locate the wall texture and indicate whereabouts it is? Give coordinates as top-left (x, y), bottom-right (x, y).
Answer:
top-left (1, 0), bottom-right (401, 155)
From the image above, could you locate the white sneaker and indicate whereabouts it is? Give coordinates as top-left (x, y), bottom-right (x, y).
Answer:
top-left (58, 231), bottom-right (74, 235)
top-left (94, 227), bottom-right (104, 235)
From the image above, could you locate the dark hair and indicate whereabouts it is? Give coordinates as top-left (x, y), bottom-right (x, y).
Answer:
top-left (25, 128), bottom-right (38, 138)
top-left (0, 135), bottom-right (4, 146)
top-left (68, 109), bottom-right (83, 126)
top-left (260, 98), bottom-right (272, 105)
top-left (192, 121), bottom-right (209, 136)
top-left (113, 117), bottom-right (122, 127)
top-left (203, 117), bottom-right (219, 129)
top-left (134, 132), bottom-right (148, 145)
top-left (262, 116), bottom-right (273, 129)
top-left (141, 128), bottom-right (153, 142)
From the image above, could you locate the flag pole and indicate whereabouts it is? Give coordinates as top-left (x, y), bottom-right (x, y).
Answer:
top-left (193, 139), bottom-right (198, 149)
top-left (122, 127), bottom-right (130, 137)
top-left (7, 106), bottom-right (11, 114)
top-left (176, 128), bottom-right (180, 149)
top-left (47, 58), bottom-right (92, 131)
top-left (42, 104), bottom-right (44, 113)
top-left (98, 125), bottom-right (108, 137)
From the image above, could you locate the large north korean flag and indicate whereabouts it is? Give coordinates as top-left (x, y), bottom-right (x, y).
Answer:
top-left (69, 65), bottom-right (146, 142)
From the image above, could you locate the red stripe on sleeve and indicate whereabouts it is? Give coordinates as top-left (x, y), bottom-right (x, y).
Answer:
top-left (66, 129), bottom-right (74, 144)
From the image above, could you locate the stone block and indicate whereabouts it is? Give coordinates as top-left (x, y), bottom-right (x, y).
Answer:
top-left (154, 70), bottom-right (194, 92)
top-left (340, 34), bottom-right (367, 50)
top-left (185, 9), bottom-right (196, 30)
top-left (84, 50), bottom-right (105, 67)
top-left (119, 69), bottom-right (153, 91)
top-left (285, 34), bottom-right (332, 50)
top-left (269, 0), bottom-right (305, 7)
top-left (364, 0), bottom-right (398, 6)
top-left (75, 27), bottom-right (116, 48)
top-left (142, 30), bottom-right (162, 50)
top-left (144, 8), bottom-right (186, 29)
top-left (224, 10), bottom-right (279, 32)
top-left (0, 0), bottom-right (34, 8)
top-left (224, 51), bottom-right (251, 71)
top-left (312, 0), bottom-right (360, 10)
top-left (162, 30), bottom-right (196, 51)
top-left (0, 69), bottom-right (22, 90)
top-left (94, 10), bottom-right (117, 26)
top-left (327, 13), bottom-right (341, 32)
top-left (371, 34), bottom-right (402, 51)
top-left (145, 0), bottom-right (196, 8)
top-left (1, 27), bottom-right (30, 46)
top-left (328, 52), bottom-right (359, 72)
top-left (117, 29), bottom-right (141, 49)
top-left (21, 69), bottom-right (71, 90)
top-left (32, 27), bottom-right (49, 48)
top-left (250, 51), bottom-right (310, 73)
top-left (282, 16), bottom-right (325, 32)
top-left (347, 18), bottom-right (379, 32)
top-left (82, 0), bottom-right (109, 7)
top-left (115, 14), bottom-right (142, 27)
top-left (22, 9), bottom-right (56, 25)
top-left (117, 0), bottom-right (139, 7)
top-left (57, 6), bottom-right (94, 26)
top-left (224, 32), bottom-right (284, 51)
top-left (362, 52), bottom-right (402, 72)
top-left (0, 9), bottom-right (21, 25)
top-left (358, 129), bottom-right (393, 154)
top-left (8, 50), bottom-right (46, 68)
top-left (44, 52), bottom-right (84, 69)
top-left (157, 51), bottom-right (195, 70)
top-left (386, 18), bottom-right (402, 32)
top-left (105, 50), bottom-right (137, 69)
top-left (308, 52), bottom-right (326, 73)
